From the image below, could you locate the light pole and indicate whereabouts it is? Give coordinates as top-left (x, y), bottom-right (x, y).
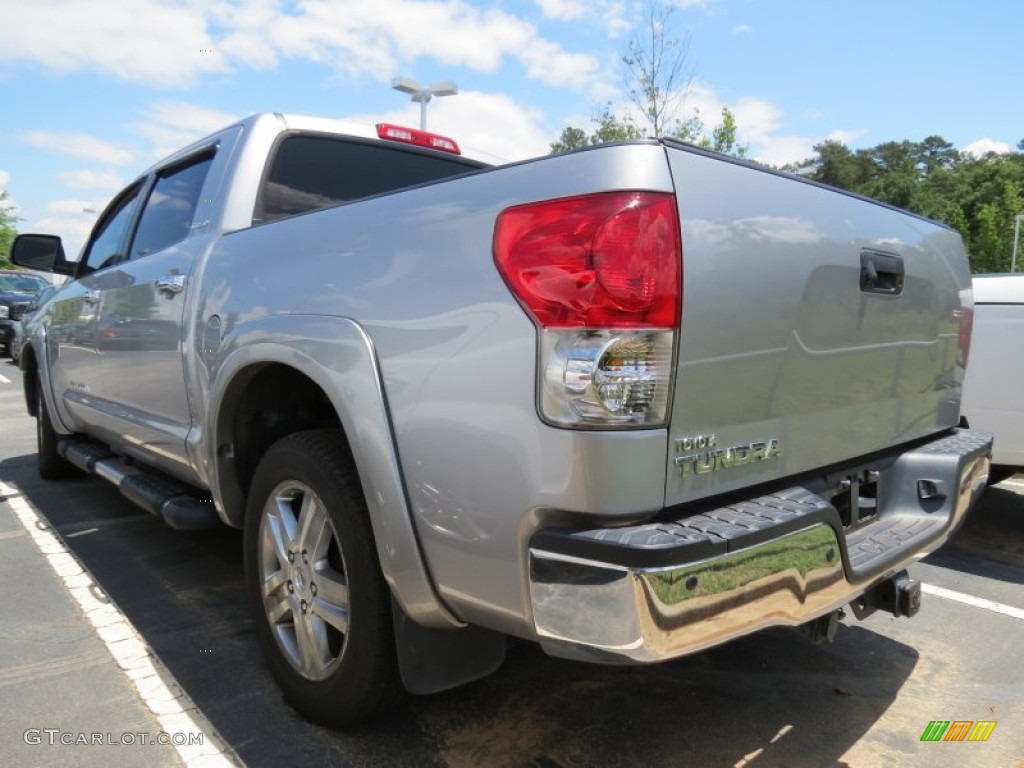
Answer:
top-left (1013, 213), bottom-right (1023, 273)
top-left (391, 76), bottom-right (458, 130)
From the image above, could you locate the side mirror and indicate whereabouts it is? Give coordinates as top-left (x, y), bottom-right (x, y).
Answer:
top-left (11, 234), bottom-right (74, 276)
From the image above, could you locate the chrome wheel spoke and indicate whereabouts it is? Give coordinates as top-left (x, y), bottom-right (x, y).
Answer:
top-left (293, 609), bottom-right (321, 674)
top-left (268, 496), bottom-right (298, 566)
top-left (307, 615), bottom-right (333, 672)
top-left (263, 569), bottom-right (288, 597)
top-left (298, 495), bottom-right (330, 561)
top-left (266, 592), bottom-right (295, 625)
top-left (311, 599), bottom-right (349, 634)
top-left (314, 568), bottom-right (349, 608)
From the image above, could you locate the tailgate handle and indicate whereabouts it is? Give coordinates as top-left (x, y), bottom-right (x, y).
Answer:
top-left (860, 249), bottom-right (904, 295)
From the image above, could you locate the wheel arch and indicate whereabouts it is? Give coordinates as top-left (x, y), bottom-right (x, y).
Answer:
top-left (207, 315), bottom-right (461, 629)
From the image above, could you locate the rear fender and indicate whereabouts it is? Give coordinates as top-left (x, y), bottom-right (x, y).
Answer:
top-left (206, 314), bottom-right (462, 629)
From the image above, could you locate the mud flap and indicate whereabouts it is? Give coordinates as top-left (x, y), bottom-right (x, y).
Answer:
top-left (392, 598), bottom-right (507, 695)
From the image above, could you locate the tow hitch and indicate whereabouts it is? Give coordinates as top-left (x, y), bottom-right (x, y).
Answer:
top-left (850, 570), bottom-right (922, 620)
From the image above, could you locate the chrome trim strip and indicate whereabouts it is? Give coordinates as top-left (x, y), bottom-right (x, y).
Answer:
top-left (531, 524), bottom-right (848, 662)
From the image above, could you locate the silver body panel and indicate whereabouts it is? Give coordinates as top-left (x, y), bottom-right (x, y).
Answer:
top-left (961, 274), bottom-right (1024, 467)
top-left (665, 150), bottom-right (969, 506)
top-left (24, 117), bottom-right (981, 642)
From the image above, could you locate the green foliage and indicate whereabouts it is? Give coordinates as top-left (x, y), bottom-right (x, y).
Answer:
top-left (549, 105), bottom-right (645, 154)
top-left (0, 191), bottom-right (18, 270)
top-left (549, 105), bottom-right (748, 159)
top-left (789, 139), bottom-right (1024, 274)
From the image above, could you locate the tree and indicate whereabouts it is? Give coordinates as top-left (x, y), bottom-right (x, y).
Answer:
top-left (793, 137), bottom-right (1024, 274)
top-left (549, 106), bottom-right (644, 154)
top-left (621, 0), bottom-right (693, 137)
top-left (549, 0), bottom-right (749, 158)
top-left (700, 107), bottom-right (746, 158)
top-left (0, 191), bottom-right (18, 270)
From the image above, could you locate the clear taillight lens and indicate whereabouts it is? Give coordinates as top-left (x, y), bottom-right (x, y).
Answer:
top-left (542, 329), bottom-right (673, 425)
top-left (494, 191), bottom-right (681, 428)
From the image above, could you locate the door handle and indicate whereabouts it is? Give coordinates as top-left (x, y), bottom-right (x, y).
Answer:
top-left (156, 275), bottom-right (186, 295)
top-left (82, 289), bottom-right (101, 304)
top-left (860, 249), bottom-right (904, 295)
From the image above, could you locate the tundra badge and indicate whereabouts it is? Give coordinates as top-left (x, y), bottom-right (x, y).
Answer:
top-left (674, 435), bottom-right (782, 477)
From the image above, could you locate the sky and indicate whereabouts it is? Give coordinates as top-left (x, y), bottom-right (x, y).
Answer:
top-left (1, 0), bottom-right (1020, 258)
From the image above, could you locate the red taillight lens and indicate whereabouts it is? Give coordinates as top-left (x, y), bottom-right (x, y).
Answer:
top-left (493, 192), bottom-right (681, 328)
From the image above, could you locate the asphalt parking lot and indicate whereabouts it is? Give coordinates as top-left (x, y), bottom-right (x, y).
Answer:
top-left (1, 359), bottom-right (1022, 768)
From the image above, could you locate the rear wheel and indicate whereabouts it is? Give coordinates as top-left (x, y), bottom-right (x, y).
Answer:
top-left (244, 430), bottom-right (403, 727)
top-left (35, 376), bottom-right (78, 480)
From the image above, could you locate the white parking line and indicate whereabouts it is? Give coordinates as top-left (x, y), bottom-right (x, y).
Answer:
top-left (0, 481), bottom-right (236, 767)
top-left (0, 373), bottom-right (11, 384)
top-left (922, 583), bottom-right (1024, 621)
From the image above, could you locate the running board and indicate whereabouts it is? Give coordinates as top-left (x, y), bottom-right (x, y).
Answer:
top-left (58, 439), bottom-right (221, 530)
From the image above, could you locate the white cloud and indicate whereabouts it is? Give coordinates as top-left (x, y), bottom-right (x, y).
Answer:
top-left (57, 169), bottom-right (126, 191)
top-left (535, 0), bottom-right (588, 21)
top-left (752, 136), bottom-right (817, 166)
top-left (0, 1), bottom-right (599, 91)
top-left (0, 170), bottom-right (9, 192)
top-left (345, 90), bottom-right (551, 163)
top-left (640, 81), bottom-right (858, 166)
top-left (963, 138), bottom-right (1011, 157)
top-left (47, 199), bottom-right (103, 215)
top-left (0, 0), bottom-right (226, 88)
top-left (134, 101), bottom-right (240, 160)
top-left (731, 24), bottom-right (752, 34)
top-left (23, 130), bottom-right (134, 165)
top-left (826, 128), bottom-right (868, 144)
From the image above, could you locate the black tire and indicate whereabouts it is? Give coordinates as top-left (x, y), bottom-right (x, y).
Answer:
top-left (35, 376), bottom-right (78, 480)
top-left (244, 429), bottom-right (403, 727)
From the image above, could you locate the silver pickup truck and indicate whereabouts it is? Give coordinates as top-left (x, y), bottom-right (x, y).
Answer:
top-left (11, 113), bottom-right (992, 727)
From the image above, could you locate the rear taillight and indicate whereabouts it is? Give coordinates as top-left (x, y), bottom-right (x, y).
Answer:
top-left (376, 123), bottom-right (461, 155)
top-left (494, 191), bottom-right (681, 428)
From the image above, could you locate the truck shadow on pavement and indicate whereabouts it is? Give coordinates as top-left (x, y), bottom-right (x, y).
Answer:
top-left (923, 482), bottom-right (1024, 586)
top-left (4, 453), bottom-right (923, 768)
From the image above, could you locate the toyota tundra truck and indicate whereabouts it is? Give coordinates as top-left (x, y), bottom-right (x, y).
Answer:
top-left (10, 112), bottom-right (992, 727)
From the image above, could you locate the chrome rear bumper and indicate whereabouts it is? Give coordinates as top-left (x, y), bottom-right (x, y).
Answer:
top-left (528, 428), bottom-right (991, 663)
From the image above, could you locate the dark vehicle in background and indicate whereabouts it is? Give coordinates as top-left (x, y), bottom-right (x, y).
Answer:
top-left (10, 284), bottom-right (56, 364)
top-left (0, 270), bottom-right (52, 357)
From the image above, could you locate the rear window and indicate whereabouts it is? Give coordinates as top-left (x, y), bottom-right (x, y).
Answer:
top-left (256, 134), bottom-right (479, 223)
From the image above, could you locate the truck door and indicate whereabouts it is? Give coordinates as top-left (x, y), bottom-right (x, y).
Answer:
top-left (46, 183), bottom-right (143, 432)
top-left (90, 150), bottom-right (216, 479)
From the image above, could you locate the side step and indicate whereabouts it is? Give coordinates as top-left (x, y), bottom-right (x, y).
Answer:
top-left (58, 439), bottom-right (221, 531)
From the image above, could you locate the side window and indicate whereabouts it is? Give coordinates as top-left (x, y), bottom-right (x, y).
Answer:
top-left (82, 185), bottom-right (143, 272)
top-left (130, 154), bottom-right (214, 259)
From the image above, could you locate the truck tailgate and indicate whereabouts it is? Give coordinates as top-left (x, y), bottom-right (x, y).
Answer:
top-left (664, 146), bottom-right (971, 506)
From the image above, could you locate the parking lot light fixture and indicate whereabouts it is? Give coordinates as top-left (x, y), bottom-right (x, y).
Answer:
top-left (391, 76), bottom-right (458, 130)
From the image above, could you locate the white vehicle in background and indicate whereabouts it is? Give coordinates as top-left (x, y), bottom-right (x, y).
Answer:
top-left (962, 273), bottom-right (1024, 484)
